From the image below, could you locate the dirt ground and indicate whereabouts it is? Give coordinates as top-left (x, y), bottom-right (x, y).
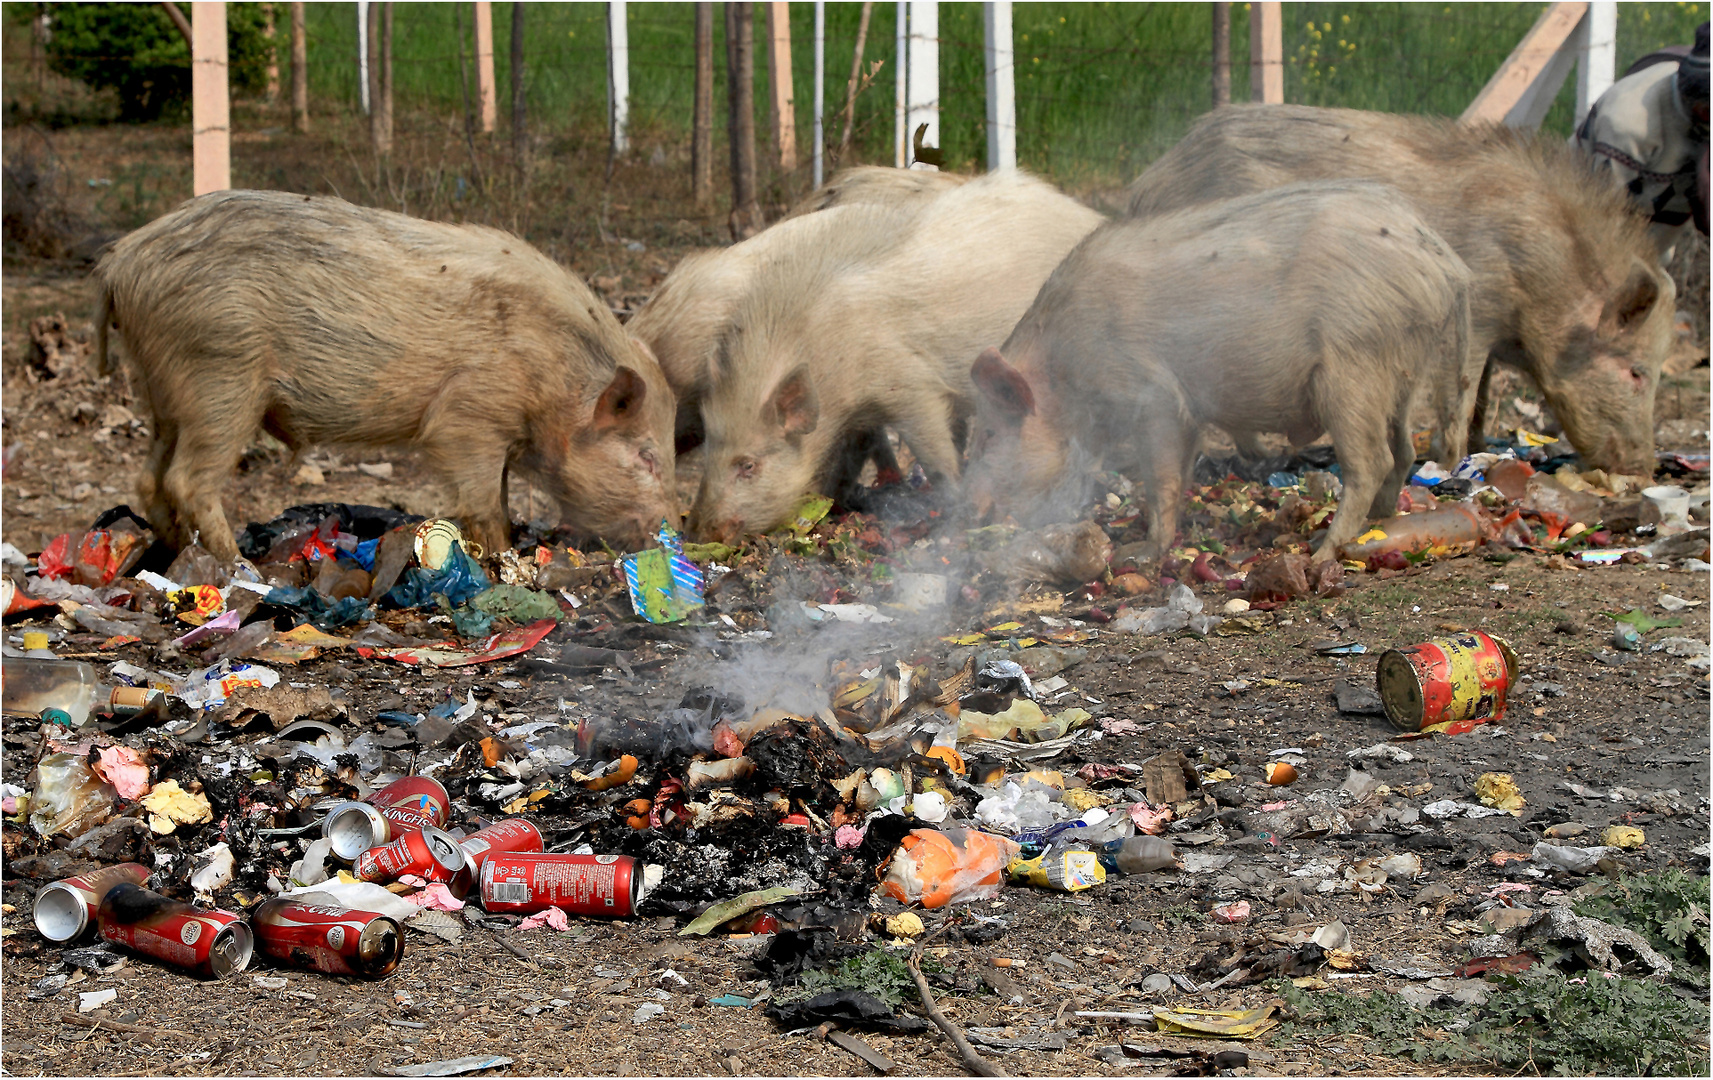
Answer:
top-left (2, 114), bottom-right (1711, 1079)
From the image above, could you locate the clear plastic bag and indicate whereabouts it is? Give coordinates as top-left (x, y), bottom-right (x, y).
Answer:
top-left (881, 828), bottom-right (1021, 909)
top-left (30, 752), bottom-right (116, 837)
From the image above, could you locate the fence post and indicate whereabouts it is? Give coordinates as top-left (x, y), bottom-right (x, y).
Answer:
top-left (290, 1), bottom-right (308, 132)
top-left (1461, 2), bottom-right (1588, 128)
top-left (1211, 2), bottom-right (1230, 108)
top-left (984, 1), bottom-right (1015, 171)
top-left (767, 2), bottom-right (797, 172)
top-left (1574, 1), bottom-right (1617, 126)
top-left (1249, 0), bottom-right (1281, 103)
top-left (609, 1), bottom-right (629, 153)
top-left (906, 0), bottom-right (937, 167)
top-left (264, 3), bottom-right (279, 102)
top-left (693, 3), bottom-right (714, 206)
top-left (357, 0), bottom-right (370, 113)
top-left (727, 1), bottom-right (761, 236)
top-left (813, 1), bottom-right (825, 187)
top-left (511, 1), bottom-right (527, 172)
top-left (191, 1), bottom-right (230, 195)
top-left (894, 0), bottom-right (907, 167)
top-left (475, 1), bottom-right (496, 132)
top-left (379, 3), bottom-right (393, 152)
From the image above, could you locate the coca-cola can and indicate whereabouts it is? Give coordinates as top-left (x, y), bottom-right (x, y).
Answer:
top-left (322, 776), bottom-right (450, 861)
top-left (352, 824), bottom-right (465, 884)
top-left (435, 818), bottom-right (544, 897)
top-left (34, 863), bottom-right (152, 943)
top-left (479, 852), bottom-right (643, 916)
top-left (251, 899), bottom-right (404, 980)
top-left (97, 883), bottom-right (252, 979)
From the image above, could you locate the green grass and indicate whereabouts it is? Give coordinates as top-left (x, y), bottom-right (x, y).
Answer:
top-left (293, 1), bottom-right (1708, 190)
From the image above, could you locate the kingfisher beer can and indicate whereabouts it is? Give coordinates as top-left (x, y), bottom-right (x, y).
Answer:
top-left (97, 883), bottom-right (252, 979)
top-left (352, 824), bottom-right (465, 884)
top-left (323, 776), bottom-right (450, 861)
top-left (479, 852), bottom-right (642, 916)
top-left (1377, 631), bottom-right (1520, 732)
top-left (251, 900), bottom-right (404, 980)
top-left (34, 863), bottom-right (152, 943)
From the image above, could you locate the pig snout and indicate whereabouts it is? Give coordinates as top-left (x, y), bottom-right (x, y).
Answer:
top-left (691, 515), bottom-right (745, 545)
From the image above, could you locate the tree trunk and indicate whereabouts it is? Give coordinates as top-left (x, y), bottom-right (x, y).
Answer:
top-left (1211, 2), bottom-right (1230, 108)
top-left (290, 2), bottom-right (308, 131)
top-left (264, 3), bottom-right (280, 102)
top-left (693, 2), bottom-right (714, 207)
top-left (379, 3), bottom-right (393, 152)
top-left (366, 3), bottom-right (382, 151)
top-left (726, 2), bottom-right (761, 239)
top-left (511, 0), bottom-right (528, 176)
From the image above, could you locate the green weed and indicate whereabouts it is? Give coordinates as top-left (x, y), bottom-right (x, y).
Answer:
top-left (779, 946), bottom-right (943, 1008)
top-left (1573, 870), bottom-right (1711, 988)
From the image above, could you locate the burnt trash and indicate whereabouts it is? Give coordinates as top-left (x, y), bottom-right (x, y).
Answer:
top-left (765, 989), bottom-right (930, 1034)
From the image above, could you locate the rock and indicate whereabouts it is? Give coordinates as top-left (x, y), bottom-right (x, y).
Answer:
top-left (292, 462), bottom-right (326, 486)
top-left (1335, 681), bottom-right (1386, 716)
top-left (1479, 906), bottom-right (1535, 931)
top-left (1413, 882), bottom-right (1457, 905)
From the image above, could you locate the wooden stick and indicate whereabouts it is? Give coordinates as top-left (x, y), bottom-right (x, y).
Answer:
top-left (59, 1014), bottom-right (191, 1038)
top-left (835, 1), bottom-right (874, 164)
top-left (907, 923), bottom-right (1005, 1078)
top-left (160, 2), bottom-right (192, 47)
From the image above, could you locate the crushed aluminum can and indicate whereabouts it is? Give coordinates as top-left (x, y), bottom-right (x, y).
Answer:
top-left (34, 863), bottom-right (152, 943)
top-left (97, 883), bottom-right (251, 979)
top-left (479, 852), bottom-right (644, 916)
top-left (1376, 631), bottom-right (1520, 733)
top-left (251, 899), bottom-right (404, 980)
top-left (436, 818), bottom-right (544, 897)
top-left (322, 775), bottom-right (451, 861)
top-left (976, 659), bottom-right (1035, 701)
top-left (353, 824), bottom-right (466, 884)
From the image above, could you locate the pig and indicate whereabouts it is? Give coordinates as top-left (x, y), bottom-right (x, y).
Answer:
top-left (95, 190), bottom-right (677, 563)
top-left (964, 181), bottom-right (1477, 564)
top-left (632, 166), bottom-right (967, 459)
top-left (686, 168), bottom-right (1107, 543)
top-left (1124, 104), bottom-right (1675, 477)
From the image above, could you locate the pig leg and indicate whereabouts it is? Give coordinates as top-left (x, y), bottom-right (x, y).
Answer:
top-left (1368, 402), bottom-right (1418, 522)
top-left (135, 417), bottom-right (180, 544)
top-left (1315, 388), bottom-right (1396, 563)
top-left (890, 400), bottom-right (963, 492)
top-left (1131, 404), bottom-right (1200, 563)
top-left (158, 418), bottom-right (251, 562)
top-left (423, 436), bottom-right (512, 556)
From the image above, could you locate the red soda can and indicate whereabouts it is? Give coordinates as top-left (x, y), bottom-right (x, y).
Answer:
top-left (479, 852), bottom-right (643, 916)
top-left (251, 899), bottom-right (404, 980)
top-left (97, 883), bottom-right (252, 979)
top-left (323, 776), bottom-right (450, 861)
top-left (435, 818), bottom-right (544, 897)
top-left (352, 824), bottom-right (465, 884)
top-left (34, 862), bottom-right (152, 943)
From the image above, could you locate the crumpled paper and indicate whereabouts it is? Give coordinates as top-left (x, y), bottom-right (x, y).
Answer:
top-left (92, 746), bottom-right (151, 801)
top-left (140, 779), bottom-right (212, 834)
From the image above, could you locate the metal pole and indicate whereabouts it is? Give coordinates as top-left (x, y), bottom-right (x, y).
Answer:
top-left (609, 1), bottom-right (630, 153)
top-left (894, 0), bottom-right (906, 167)
top-left (1575, 1), bottom-right (1617, 125)
top-left (905, 0), bottom-right (937, 168)
top-left (357, 0), bottom-right (370, 114)
top-left (984, 1), bottom-right (1013, 171)
top-left (1211, 1), bottom-right (1231, 108)
top-left (813, 1), bottom-right (824, 186)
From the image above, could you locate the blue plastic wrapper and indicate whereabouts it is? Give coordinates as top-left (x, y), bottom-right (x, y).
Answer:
top-left (622, 523), bottom-right (704, 624)
top-left (351, 538), bottom-right (380, 572)
top-left (260, 585), bottom-right (373, 630)
top-left (1265, 471), bottom-right (1297, 490)
top-left (384, 542), bottom-right (491, 609)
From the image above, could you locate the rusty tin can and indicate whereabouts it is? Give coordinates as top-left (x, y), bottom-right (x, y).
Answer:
top-left (323, 775), bottom-right (450, 861)
top-left (479, 852), bottom-right (642, 916)
top-left (352, 824), bottom-right (465, 884)
top-left (34, 862), bottom-right (152, 943)
top-left (1376, 631), bottom-right (1520, 732)
top-left (438, 818), bottom-right (544, 897)
top-left (251, 899), bottom-right (404, 980)
top-left (97, 883), bottom-right (252, 979)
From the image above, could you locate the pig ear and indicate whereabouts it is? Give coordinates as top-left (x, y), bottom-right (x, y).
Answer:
top-left (593, 365), bottom-right (648, 431)
top-left (1601, 260), bottom-right (1663, 333)
top-left (628, 335), bottom-right (660, 366)
top-left (769, 366), bottom-right (819, 436)
top-left (970, 347), bottom-right (1035, 419)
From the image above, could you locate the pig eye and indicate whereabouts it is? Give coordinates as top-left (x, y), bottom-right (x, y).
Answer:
top-left (639, 447), bottom-right (658, 475)
top-left (734, 457), bottom-right (758, 480)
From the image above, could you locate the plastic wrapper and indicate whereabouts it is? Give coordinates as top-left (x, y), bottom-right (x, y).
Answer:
top-left (881, 828), bottom-right (1021, 909)
top-left (974, 781), bottom-right (1073, 833)
top-left (1008, 849), bottom-right (1106, 892)
top-left (1111, 583), bottom-right (1216, 636)
top-left (984, 520), bottom-right (1112, 587)
top-left (384, 542), bottom-right (490, 609)
top-left (30, 753), bottom-right (116, 838)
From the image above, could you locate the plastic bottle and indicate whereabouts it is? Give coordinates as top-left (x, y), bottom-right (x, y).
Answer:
top-left (201, 620), bottom-right (276, 663)
top-left (1114, 834), bottom-right (1177, 874)
top-left (2, 658), bottom-right (100, 728)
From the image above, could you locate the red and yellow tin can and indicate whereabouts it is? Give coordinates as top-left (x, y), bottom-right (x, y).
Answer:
top-left (1376, 631), bottom-right (1520, 733)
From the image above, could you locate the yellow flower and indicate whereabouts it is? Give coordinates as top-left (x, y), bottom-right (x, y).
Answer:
top-left (1341, 13), bottom-right (1350, 23)
top-left (1323, 21), bottom-right (1331, 31)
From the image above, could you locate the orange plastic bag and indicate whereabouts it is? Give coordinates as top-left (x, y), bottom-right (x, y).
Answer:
top-left (881, 828), bottom-right (1021, 909)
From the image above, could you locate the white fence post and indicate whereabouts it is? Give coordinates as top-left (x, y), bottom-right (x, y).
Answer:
top-left (1575, 1), bottom-right (1617, 126)
top-left (894, 0), bottom-right (906, 167)
top-left (608, 1), bottom-right (629, 154)
top-left (984, 0), bottom-right (1014, 171)
top-left (813, 1), bottom-right (825, 187)
top-left (357, 0), bottom-right (370, 113)
top-left (905, 0), bottom-right (937, 168)
top-left (192, 1), bottom-right (230, 195)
